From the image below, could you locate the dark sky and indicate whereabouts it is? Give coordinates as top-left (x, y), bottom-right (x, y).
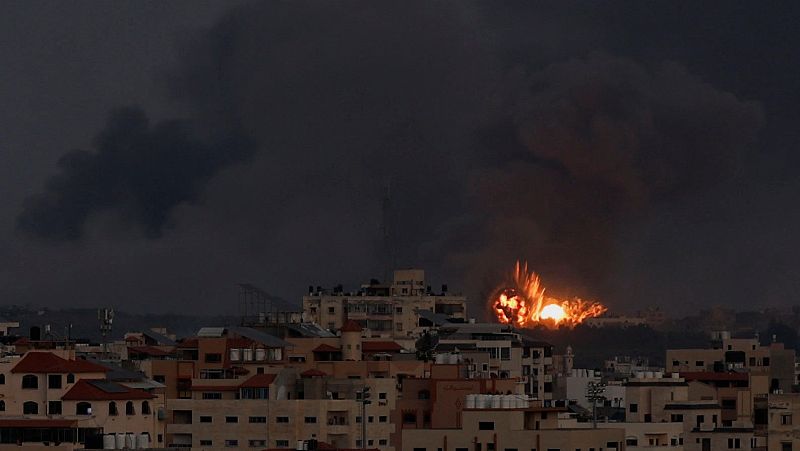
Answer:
top-left (2, 1), bottom-right (800, 316)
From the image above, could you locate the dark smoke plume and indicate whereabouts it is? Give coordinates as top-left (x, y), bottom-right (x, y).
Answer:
top-left (17, 107), bottom-right (254, 240)
top-left (14, 2), bottom-right (770, 313)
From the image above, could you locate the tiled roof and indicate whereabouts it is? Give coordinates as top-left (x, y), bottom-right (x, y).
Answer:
top-left (340, 320), bottom-right (362, 333)
top-left (300, 369), bottom-right (327, 377)
top-left (61, 379), bottom-right (155, 400)
top-left (11, 352), bottom-right (108, 374)
top-left (240, 373), bottom-right (277, 388)
top-left (361, 341), bottom-right (403, 352)
top-left (312, 344), bottom-right (341, 352)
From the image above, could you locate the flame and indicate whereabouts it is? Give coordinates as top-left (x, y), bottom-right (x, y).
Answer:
top-left (490, 261), bottom-right (607, 328)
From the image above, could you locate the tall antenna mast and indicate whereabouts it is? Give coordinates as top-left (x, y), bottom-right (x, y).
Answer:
top-left (98, 308), bottom-right (114, 360)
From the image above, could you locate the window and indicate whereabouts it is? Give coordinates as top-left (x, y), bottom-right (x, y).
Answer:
top-left (626, 439), bottom-right (638, 446)
top-left (695, 361), bottom-right (704, 367)
top-left (0, 374), bottom-right (4, 384)
top-left (23, 401), bottom-right (38, 415)
top-left (76, 402), bottom-right (92, 415)
top-left (304, 416), bottom-right (317, 423)
top-left (142, 401), bottom-right (151, 415)
top-left (249, 416), bottom-right (267, 423)
top-left (249, 440), bottom-right (267, 447)
top-left (225, 440), bottom-right (239, 447)
top-left (479, 421), bottom-right (495, 430)
top-left (379, 392), bottom-right (387, 399)
top-left (126, 401), bottom-right (135, 415)
top-left (48, 374), bottom-right (62, 389)
top-left (66, 373), bottom-right (75, 384)
top-left (356, 416), bottom-right (362, 423)
top-left (200, 416), bottom-right (212, 423)
top-left (240, 387), bottom-right (269, 399)
top-left (671, 414), bottom-right (684, 422)
top-left (328, 307), bottom-right (336, 314)
top-left (48, 401), bottom-right (62, 415)
top-left (781, 442), bottom-right (792, 451)
top-left (205, 353), bottom-right (222, 363)
top-left (202, 392), bottom-right (223, 400)
top-left (379, 415), bottom-right (388, 422)
top-left (200, 440), bottom-right (212, 446)
top-left (276, 416), bottom-right (289, 423)
top-left (763, 357), bottom-right (770, 366)
top-left (418, 390), bottom-right (431, 400)
top-left (403, 412), bottom-right (417, 424)
top-left (276, 440), bottom-right (290, 448)
top-left (0, 400), bottom-right (5, 411)
top-left (226, 416), bottom-right (238, 423)
top-left (369, 416), bottom-right (374, 423)
top-left (22, 374), bottom-right (38, 389)
top-left (629, 403), bottom-right (638, 413)
top-left (107, 402), bottom-right (118, 416)
top-left (728, 438), bottom-right (741, 449)
top-left (782, 414), bottom-right (793, 425)
top-left (396, 306), bottom-right (403, 313)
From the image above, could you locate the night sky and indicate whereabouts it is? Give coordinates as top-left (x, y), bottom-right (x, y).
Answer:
top-left (2, 1), bottom-right (800, 316)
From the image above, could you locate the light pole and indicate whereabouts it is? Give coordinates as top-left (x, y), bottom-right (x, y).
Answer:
top-left (586, 381), bottom-right (606, 428)
top-left (359, 386), bottom-right (371, 450)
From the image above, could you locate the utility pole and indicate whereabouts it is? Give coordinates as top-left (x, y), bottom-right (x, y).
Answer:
top-left (586, 381), bottom-right (606, 428)
top-left (359, 386), bottom-right (371, 450)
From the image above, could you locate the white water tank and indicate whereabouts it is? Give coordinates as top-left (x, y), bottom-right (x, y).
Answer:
top-left (672, 372), bottom-right (680, 379)
top-left (655, 371), bottom-right (664, 379)
top-left (103, 434), bottom-right (116, 450)
top-left (243, 348), bottom-right (253, 361)
top-left (229, 348), bottom-right (240, 361)
top-left (115, 433), bottom-right (125, 449)
top-left (465, 394), bottom-right (477, 409)
top-left (449, 353), bottom-right (459, 364)
top-left (125, 433), bottom-right (135, 449)
top-left (500, 395), bottom-right (511, 408)
top-left (297, 440), bottom-right (305, 450)
top-left (435, 354), bottom-right (446, 364)
top-left (491, 395), bottom-right (502, 408)
top-left (255, 348), bottom-right (266, 361)
top-left (136, 434), bottom-right (149, 449)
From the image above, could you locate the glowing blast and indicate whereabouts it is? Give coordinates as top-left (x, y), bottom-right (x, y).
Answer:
top-left (490, 261), bottom-right (607, 328)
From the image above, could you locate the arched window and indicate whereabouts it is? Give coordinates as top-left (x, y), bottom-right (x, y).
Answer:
top-left (108, 402), bottom-right (118, 416)
top-left (66, 373), bottom-right (75, 384)
top-left (76, 402), bottom-right (92, 415)
top-left (23, 401), bottom-right (38, 415)
top-left (125, 401), bottom-right (135, 415)
top-left (417, 389), bottom-right (431, 400)
top-left (0, 400), bottom-right (5, 411)
top-left (0, 374), bottom-right (5, 384)
top-left (22, 374), bottom-right (38, 389)
top-left (141, 401), bottom-right (151, 415)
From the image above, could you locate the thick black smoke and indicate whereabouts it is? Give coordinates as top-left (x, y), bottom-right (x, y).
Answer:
top-left (15, 1), bottom-right (771, 313)
top-left (17, 107), bottom-right (254, 240)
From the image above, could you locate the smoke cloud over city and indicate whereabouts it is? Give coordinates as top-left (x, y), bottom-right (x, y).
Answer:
top-left (4, 1), bottom-right (799, 314)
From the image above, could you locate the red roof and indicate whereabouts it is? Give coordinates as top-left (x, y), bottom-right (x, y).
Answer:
top-left (312, 344), bottom-right (341, 352)
top-left (61, 379), bottom-right (155, 400)
top-left (300, 369), bottom-right (327, 377)
top-left (361, 341), bottom-right (403, 353)
top-left (340, 320), bottom-right (362, 333)
top-left (177, 338), bottom-right (199, 348)
top-left (12, 352), bottom-right (108, 374)
top-left (0, 419), bottom-right (77, 428)
top-left (240, 373), bottom-right (277, 388)
top-left (190, 385), bottom-right (239, 391)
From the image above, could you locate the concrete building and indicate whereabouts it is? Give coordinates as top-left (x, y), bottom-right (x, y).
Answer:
top-left (765, 393), bottom-right (800, 451)
top-left (0, 350), bottom-right (165, 449)
top-left (302, 269), bottom-right (467, 343)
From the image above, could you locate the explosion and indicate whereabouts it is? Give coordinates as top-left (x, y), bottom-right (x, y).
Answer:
top-left (491, 261), bottom-right (607, 328)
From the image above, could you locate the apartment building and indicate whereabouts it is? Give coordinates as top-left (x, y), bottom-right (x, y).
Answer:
top-left (766, 393), bottom-right (800, 451)
top-left (400, 402), bottom-right (625, 451)
top-left (434, 323), bottom-right (554, 400)
top-left (302, 269), bottom-right (467, 342)
top-left (0, 350), bottom-right (164, 449)
top-left (666, 335), bottom-right (794, 393)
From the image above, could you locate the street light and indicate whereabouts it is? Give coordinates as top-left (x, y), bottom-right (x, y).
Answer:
top-left (586, 381), bottom-right (606, 428)
top-left (359, 386), bottom-right (371, 450)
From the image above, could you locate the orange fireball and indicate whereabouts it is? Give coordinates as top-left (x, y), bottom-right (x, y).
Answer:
top-left (490, 261), bottom-right (606, 328)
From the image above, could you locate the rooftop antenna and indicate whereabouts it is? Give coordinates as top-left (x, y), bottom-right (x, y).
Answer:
top-left (98, 308), bottom-right (114, 360)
